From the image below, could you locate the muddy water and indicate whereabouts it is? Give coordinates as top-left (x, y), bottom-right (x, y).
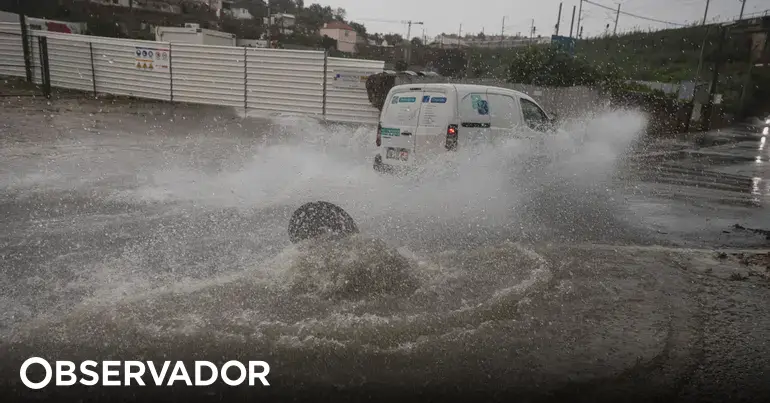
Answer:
top-left (2, 97), bottom-right (765, 400)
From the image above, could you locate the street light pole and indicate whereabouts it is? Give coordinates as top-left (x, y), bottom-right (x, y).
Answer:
top-left (702, 0), bottom-right (711, 25)
top-left (576, 0), bottom-right (583, 40)
top-left (739, 0), bottom-right (747, 20)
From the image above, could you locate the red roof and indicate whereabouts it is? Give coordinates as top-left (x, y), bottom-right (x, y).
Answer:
top-left (323, 21), bottom-right (355, 31)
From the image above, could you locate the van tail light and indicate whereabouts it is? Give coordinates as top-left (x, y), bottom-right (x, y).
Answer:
top-left (445, 124), bottom-right (458, 151)
top-left (376, 123), bottom-right (382, 147)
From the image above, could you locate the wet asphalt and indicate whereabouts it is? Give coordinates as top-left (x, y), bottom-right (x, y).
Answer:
top-left (1, 90), bottom-right (770, 403)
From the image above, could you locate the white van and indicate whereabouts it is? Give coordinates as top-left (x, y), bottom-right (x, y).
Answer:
top-left (373, 83), bottom-right (555, 173)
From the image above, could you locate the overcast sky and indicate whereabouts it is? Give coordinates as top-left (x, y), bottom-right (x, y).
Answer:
top-left (322, 0), bottom-right (767, 39)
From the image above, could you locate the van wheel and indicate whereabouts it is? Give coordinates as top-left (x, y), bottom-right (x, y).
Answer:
top-left (373, 155), bottom-right (385, 173)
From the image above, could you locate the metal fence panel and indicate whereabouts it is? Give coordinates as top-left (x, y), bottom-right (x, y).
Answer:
top-left (29, 31), bottom-right (171, 98)
top-left (325, 57), bottom-right (384, 125)
top-left (0, 22), bottom-right (25, 78)
top-left (46, 36), bottom-right (93, 92)
top-left (91, 40), bottom-right (171, 101)
top-left (29, 34), bottom-right (43, 85)
top-left (173, 43), bottom-right (245, 107)
top-left (246, 48), bottom-right (325, 116)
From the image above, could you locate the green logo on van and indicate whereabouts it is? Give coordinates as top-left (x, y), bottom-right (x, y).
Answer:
top-left (381, 127), bottom-right (401, 136)
top-left (399, 97), bottom-right (417, 103)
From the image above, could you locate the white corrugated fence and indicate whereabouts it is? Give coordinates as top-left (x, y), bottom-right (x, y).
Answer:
top-left (0, 25), bottom-right (384, 125)
top-left (173, 43), bottom-right (241, 106)
top-left (247, 48), bottom-right (325, 116)
top-left (325, 57), bottom-right (385, 125)
top-left (0, 22), bottom-right (25, 78)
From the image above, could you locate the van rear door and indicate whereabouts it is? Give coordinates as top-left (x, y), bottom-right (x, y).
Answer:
top-left (415, 88), bottom-right (454, 155)
top-left (380, 89), bottom-right (422, 164)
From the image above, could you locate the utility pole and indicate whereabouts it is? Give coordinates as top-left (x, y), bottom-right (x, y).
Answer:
top-left (702, 0), bottom-right (711, 25)
top-left (694, 25), bottom-right (710, 94)
top-left (530, 19), bottom-right (535, 44)
top-left (16, 0), bottom-right (31, 83)
top-left (703, 25), bottom-right (727, 131)
top-left (556, 2), bottom-right (563, 35)
top-left (739, 0), bottom-right (747, 20)
top-left (500, 16), bottom-right (506, 47)
top-left (613, 3), bottom-right (621, 35)
top-left (266, 0), bottom-right (272, 47)
top-left (458, 23), bottom-right (462, 48)
top-left (569, 5), bottom-right (576, 38)
top-left (576, 0), bottom-right (583, 40)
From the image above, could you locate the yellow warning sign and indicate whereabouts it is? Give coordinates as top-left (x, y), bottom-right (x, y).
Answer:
top-left (148, 63), bottom-right (153, 69)
top-left (142, 63), bottom-right (147, 69)
top-left (136, 62), bottom-right (141, 68)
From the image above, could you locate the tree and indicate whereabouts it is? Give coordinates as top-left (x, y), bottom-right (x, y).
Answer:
top-left (368, 33), bottom-right (384, 45)
top-left (383, 33), bottom-right (404, 46)
top-left (221, 15), bottom-right (265, 39)
top-left (268, 0), bottom-right (297, 13)
top-left (349, 21), bottom-right (367, 38)
top-left (333, 7), bottom-right (346, 21)
top-left (432, 49), bottom-right (467, 78)
top-left (299, 3), bottom-right (336, 30)
top-left (507, 46), bottom-right (609, 87)
top-left (410, 37), bottom-right (423, 47)
top-left (320, 35), bottom-right (338, 50)
top-left (235, 0), bottom-right (267, 20)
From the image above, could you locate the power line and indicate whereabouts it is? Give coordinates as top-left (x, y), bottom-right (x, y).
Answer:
top-left (583, 0), bottom-right (686, 26)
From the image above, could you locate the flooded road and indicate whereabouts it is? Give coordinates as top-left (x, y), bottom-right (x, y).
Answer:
top-left (1, 93), bottom-right (769, 402)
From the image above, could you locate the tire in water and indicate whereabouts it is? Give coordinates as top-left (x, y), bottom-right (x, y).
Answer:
top-left (288, 201), bottom-right (359, 244)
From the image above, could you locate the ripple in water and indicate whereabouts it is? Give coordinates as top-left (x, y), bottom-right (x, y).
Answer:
top-left (14, 235), bottom-right (551, 355)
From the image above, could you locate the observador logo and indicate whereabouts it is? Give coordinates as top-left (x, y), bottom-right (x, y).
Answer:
top-left (19, 357), bottom-right (270, 389)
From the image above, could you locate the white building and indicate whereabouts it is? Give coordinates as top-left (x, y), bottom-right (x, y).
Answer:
top-left (430, 34), bottom-right (551, 49)
top-left (155, 25), bottom-right (236, 46)
top-left (237, 38), bottom-right (269, 48)
top-left (319, 21), bottom-right (357, 53)
top-left (264, 13), bottom-right (295, 35)
top-left (89, 0), bottom-right (131, 6)
top-left (430, 36), bottom-right (468, 48)
top-left (227, 7), bottom-right (253, 20)
top-left (190, 0), bottom-right (234, 17)
top-left (88, 0), bottom-right (182, 13)
top-left (0, 10), bottom-right (87, 34)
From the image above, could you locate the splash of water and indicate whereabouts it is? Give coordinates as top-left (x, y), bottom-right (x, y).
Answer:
top-left (117, 108), bottom-right (648, 247)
